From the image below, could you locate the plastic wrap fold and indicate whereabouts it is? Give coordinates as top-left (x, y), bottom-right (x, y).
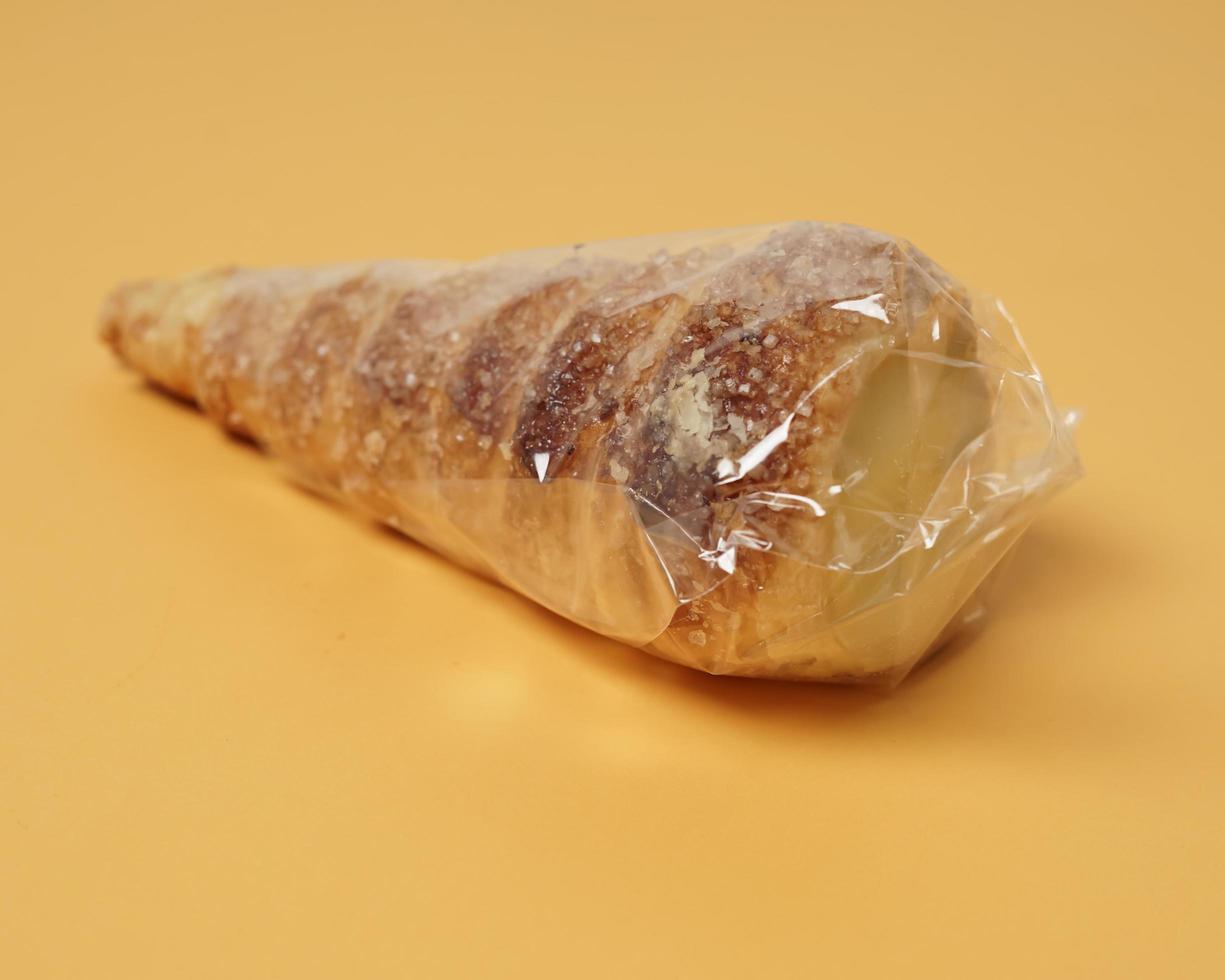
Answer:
top-left (100, 222), bottom-right (1081, 682)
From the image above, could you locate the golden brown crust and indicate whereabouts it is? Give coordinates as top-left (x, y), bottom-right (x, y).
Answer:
top-left (100, 223), bottom-right (1005, 680)
top-left (513, 254), bottom-right (703, 481)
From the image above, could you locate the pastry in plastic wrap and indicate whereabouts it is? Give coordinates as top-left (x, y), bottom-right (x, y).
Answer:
top-left (99, 222), bottom-right (1080, 682)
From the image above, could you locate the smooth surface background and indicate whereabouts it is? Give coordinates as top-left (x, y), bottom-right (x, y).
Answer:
top-left (2, 1), bottom-right (1222, 976)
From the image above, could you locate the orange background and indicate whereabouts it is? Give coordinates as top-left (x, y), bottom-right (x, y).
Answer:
top-left (2, 1), bottom-right (1222, 976)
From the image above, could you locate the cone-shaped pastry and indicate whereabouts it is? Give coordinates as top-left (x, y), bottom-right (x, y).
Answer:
top-left (100, 222), bottom-right (1079, 682)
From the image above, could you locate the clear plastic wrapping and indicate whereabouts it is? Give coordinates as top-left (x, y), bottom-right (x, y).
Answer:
top-left (102, 222), bottom-right (1081, 682)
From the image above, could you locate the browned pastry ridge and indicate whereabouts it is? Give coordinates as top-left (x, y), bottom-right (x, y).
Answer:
top-left (100, 222), bottom-right (1072, 681)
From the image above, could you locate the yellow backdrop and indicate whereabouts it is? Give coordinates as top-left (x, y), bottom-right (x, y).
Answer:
top-left (2, 0), bottom-right (1222, 976)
